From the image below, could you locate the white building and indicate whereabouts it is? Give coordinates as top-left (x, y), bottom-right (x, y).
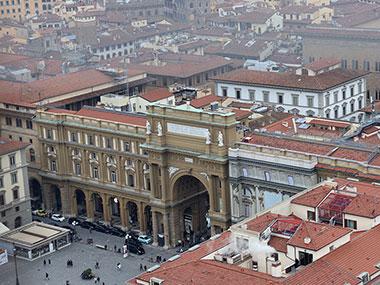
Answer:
top-left (0, 138), bottom-right (31, 229)
top-left (213, 68), bottom-right (368, 122)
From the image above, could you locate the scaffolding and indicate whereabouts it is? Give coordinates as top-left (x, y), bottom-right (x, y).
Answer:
top-left (317, 193), bottom-right (354, 224)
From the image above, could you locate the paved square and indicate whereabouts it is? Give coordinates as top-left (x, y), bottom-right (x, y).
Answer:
top-left (0, 222), bottom-right (179, 285)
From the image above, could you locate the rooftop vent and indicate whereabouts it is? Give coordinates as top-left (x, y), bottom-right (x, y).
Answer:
top-left (147, 265), bottom-right (160, 272)
top-left (304, 237), bottom-right (311, 244)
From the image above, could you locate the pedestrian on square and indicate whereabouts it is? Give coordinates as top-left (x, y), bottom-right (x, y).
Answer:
top-left (45, 272), bottom-right (49, 280)
top-left (97, 276), bottom-right (100, 283)
top-left (48, 259), bottom-right (51, 265)
top-left (144, 265), bottom-right (147, 271)
top-left (43, 259), bottom-right (46, 266)
top-left (114, 245), bottom-right (117, 252)
top-left (140, 263), bottom-right (143, 271)
top-left (117, 262), bottom-right (121, 272)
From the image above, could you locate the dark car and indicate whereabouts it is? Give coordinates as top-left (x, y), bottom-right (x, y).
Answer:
top-left (125, 237), bottom-right (142, 247)
top-left (68, 217), bottom-right (82, 226)
top-left (93, 224), bottom-right (111, 234)
top-left (80, 221), bottom-right (95, 229)
top-left (127, 243), bottom-right (145, 255)
top-left (109, 228), bottom-right (125, 237)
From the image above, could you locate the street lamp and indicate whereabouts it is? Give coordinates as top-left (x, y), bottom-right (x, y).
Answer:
top-left (12, 243), bottom-right (20, 285)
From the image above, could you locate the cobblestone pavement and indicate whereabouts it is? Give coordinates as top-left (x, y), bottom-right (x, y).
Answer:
top-left (0, 218), bottom-right (180, 285)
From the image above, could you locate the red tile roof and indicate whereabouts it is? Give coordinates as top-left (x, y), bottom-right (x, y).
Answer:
top-left (246, 212), bottom-right (284, 232)
top-left (304, 58), bottom-right (340, 72)
top-left (232, 108), bottom-right (252, 120)
top-left (343, 194), bottom-right (380, 218)
top-left (139, 88), bottom-right (173, 102)
top-left (0, 137), bottom-right (29, 154)
top-left (212, 68), bottom-right (368, 91)
top-left (190, 94), bottom-right (224, 108)
top-left (309, 119), bottom-right (349, 129)
top-left (46, 106), bottom-right (147, 127)
top-left (291, 185), bottom-right (334, 207)
top-left (323, 223), bottom-right (380, 277)
top-left (283, 258), bottom-right (360, 285)
top-left (288, 221), bottom-right (351, 251)
top-left (268, 236), bottom-right (288, 253)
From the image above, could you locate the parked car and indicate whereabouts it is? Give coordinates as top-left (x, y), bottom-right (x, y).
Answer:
top-left (62, 225), bottom-right (77, 234)
top-left (125, 237), bottom-right (142, 247)
top-left (127, 243), bottom-right (145, 255)
top-left (33, 210), bottom-right (48, 217)
top-left (80, 221), bottom-right (95, 229)
top-left (51, 214), bottom-right (65, 222)
top-left (138, 235), bottom-right (153, 244)
top-left (109, 228), bottom-right (125, 237)
top-left (92, 224), bottom-right (111, 234)
top-left (68, 217), bottom-right (81, 226)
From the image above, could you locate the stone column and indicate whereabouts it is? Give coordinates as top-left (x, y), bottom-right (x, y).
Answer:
top-left (163, 212), bottom-right (170, 249)
top-left (255, 186), bottom-right (260, 214)
top-left (85, 190), bottom-right (94, 222)
top-left (135, 160), bottom-right (142, 190)
top-left (221, 177), bottom-right (231, 216)
top-left (71, 189), bottom-right (78, 218)
top-left (120, 198), bottom-right (128, 230)
top-left (209, 176), bottom-right (215, 212)
top-left (138, 202), bottom-right (146, 235)
top-left (152, 211), bottom-right (158, 246)
top-left (161, 166), bottom-right (168, 201)
top-left (61, 184), bottom-right (71, 217)
top-left (102, 193), bottom-right (111, 225)
top-left (149, 163), bottom-right (155, 197)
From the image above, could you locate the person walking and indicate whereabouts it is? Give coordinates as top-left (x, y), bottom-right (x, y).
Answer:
top-left (48, 259), bottom-right (51, 265)
top-left (117, 262), bottom-right (121, 272)
top-left (144, 265), bottom-right (147, 271)
top-left (97, 276), bottom-right (100, 283)
top-left (140, 263), bottom-right (143, 271)
top-left (45, 272), bottom-right (50, 280)
top-left (43, 259), bottom-right (46, 266)
top-left (95, 260), bottom-right (99, 269)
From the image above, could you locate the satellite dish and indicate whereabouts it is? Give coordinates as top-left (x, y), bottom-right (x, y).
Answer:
top-left (304, 237), bottom-right (311, 244)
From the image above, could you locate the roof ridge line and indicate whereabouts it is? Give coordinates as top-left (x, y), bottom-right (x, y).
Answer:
top-left (321, 258), bottom-right (359, 280)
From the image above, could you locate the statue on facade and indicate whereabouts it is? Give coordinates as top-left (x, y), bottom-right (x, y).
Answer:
top-left (218, 131), bottom-right (224, 146)
top-left (206, 129), bottom-right (211, 145)
top-left (146, 121), bottom-right (151, 135)
top-left (157, 122), bottom-right (163, 136)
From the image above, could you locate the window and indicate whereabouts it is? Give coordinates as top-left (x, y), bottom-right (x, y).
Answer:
top-left (0, 177), bottom-right (3, 188)
top-left (26, 120), bottom-right (33, 129)
top-left (325, 95), bottom-right (330, 106)
top-left (93, 167), bottom-right (98, 179)
top-left (376, 62), bottom-right (380, 72)
top-left (30, 149), bottom-right (35, 162)
top-left (244, 205), bottom-right (250, 217)
top-left (9, 155), bottom-right (15, 166)
top-left (5, 116), bottom-right (12, 126)
top-left (243, 188), bottom-right (250, 196)
top-left (334, 108), bottom-right (338, 119)
top-left (345, 219), bottom-right (357, 229)
top-left (249, 90), bottom-right (255, 101)
top-left (128, 174), bottom-right (134, 187)
top-left (278, 93), bottom-right (283, 104)
top-left (16, 118), bottom-right (22, 127)
top-left (334, 91), bottom-right (338, 103)
top-left (307, 211), bottom-right (315, 221)
top-left (222, 87), bottom-right (227, 97)
top-left (288, 175), bottom-right (294, 186)
top-left (263, 91), bottom-right (269, 103)
top-left (19, 137), bottom-right (22, 142)
top-left (242, 167), bottom-right (248, 177)
top-left (125, 142), bottom-right (130, 152)
top-left (341, 59), bottom-right (347, 68)
top-left (15, 206), bottom-right (19, 212)
top-left (359, 98), bottom-right (363, 109)
top-left (89, 135), bottom-right (93, 145)
top-left (264, 171), bottom-right (270, 181)
top-left (51, 160), bottom-right (56, 172)
top-left (75, 164), bottom-right (81, 175)
top-left (13, 188), bottom-right (18, 199)
top-left (351, 101), bottom-right (354, 112)
top-left (107, 138), bottom-right (111, 148)
top-left (342, 89), bottom-right (346, 100)
top-left (11, 172), bottom-right (17, 184)
top-left (363, 60), bottom-right (370, 71)
top-left (350, 86), bottom-right (354, 97)
top-left (91, 152), bottom-right (96, 159)
top-left (0, 194), bottom-right (4, 206)
top-left (147, 178), bottom-right (151, 191)
top-left (47, 129), bottom-right (51, 139)
top-left (343, 105), bottom-right (346, 116)
top-left (111, 171), bottom-right (116, 183)
top-left (352, 60), bottom-right (358, 70)
top-left (358, 83), bottom-right (362, 94)
top-left (307, 96), bottom-right (313, 107)
top-left (71, 132), bottom-right (76, 142)
top-left (235, 89), bottom-right (241, 99)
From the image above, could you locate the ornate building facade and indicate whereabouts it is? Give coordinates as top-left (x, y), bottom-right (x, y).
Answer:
top-left (35, 104), bottom-right (242, 247)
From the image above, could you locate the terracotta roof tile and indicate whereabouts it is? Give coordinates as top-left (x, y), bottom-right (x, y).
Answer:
top-left (212, 68), bottom-right (368, 91)
top-left (0, 137), bottom-right (29, 155)
top-left (232, 108), bottom-right (252, 120)
top-left (288, 221), bottom-right (351, 251)
top-left (323, 223), bottom-right (380, 276)
top-left (291, 185), bottom-right (334, 207)
top-left (139, 88), bottom-right (173, 102)
top-left (304, 58), bottom-right (340, 72)
top-left (190, 94), bottom-right (224, 108)
top-left (283, 259), bottom-right (360, 285)
top-left (246, 212), bottom-right (284, 232)
top-left (268, 236), bottom-right (288, 253)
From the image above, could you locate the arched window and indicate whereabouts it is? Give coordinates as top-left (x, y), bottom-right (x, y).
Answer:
top-left (25, 3), bottom-right (29, 8)
top-left (34, 3), bottom-right (38, 8)
top-left (15, 216), bottom-right (21, 228)
top-left (42, 4), bottom-right (47, 10)
top-left (30, 149), bottom-right (35, 162)
top-left (48, 4), bottom-right (51, 9)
